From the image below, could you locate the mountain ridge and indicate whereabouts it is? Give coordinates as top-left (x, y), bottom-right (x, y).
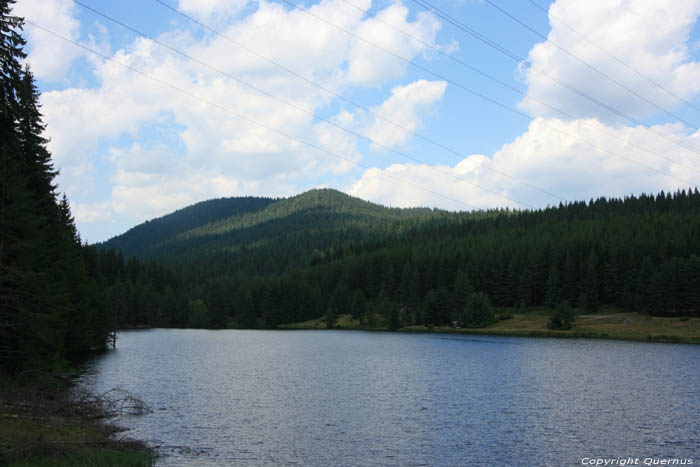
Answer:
top-left (101, 195), bottom-right (276, 257)
top-left (93, 188), bottom-right (700, 331)
top-left (101, 188), bottom-right (457, 263)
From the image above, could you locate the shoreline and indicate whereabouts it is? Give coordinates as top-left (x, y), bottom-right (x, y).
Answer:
top-left (278, 310), bottom-right (700, 344)
top-left (0, 376), bottom-right (155, 466)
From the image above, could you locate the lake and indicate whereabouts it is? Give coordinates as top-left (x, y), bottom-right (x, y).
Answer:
top-left (78, 330), bottom-right (699, 466)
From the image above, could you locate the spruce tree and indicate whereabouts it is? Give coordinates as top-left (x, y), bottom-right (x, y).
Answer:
top-left (544, 262), bottom-right (561, 308)
top-left (0, 1), bottom-right (68, 372)
top-left (453, 270), bottom-right (474, 315)
top-left (325, 295), bottom-right (338, 329)
top-left (460, 292), bottom-right (495, 328)
top-left (17, 65), bottom-right (56, 211)
top-left (580, 249), bottom-right (599, 313)
top-left (350, 288), bottom-right (366, 320)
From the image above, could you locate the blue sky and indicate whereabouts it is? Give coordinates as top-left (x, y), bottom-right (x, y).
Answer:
top-left (13, 0), bottom-right (700, 242)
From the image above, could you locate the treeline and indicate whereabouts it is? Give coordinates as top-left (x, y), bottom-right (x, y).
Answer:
top-left (104, 188), bottom-right (465, 285)
top-left (89, 249), bottom-right (190, 328)
top-left (107, 189), bottom-right (700, 330)
top-left (104, 196), bottom-right (276, 259)
top-left (0, 3), bottom-right (114, 374)
top-left (211, 190), bottom-right (700, 329)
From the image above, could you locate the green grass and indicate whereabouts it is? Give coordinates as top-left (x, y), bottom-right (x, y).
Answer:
top-left (280, 310), bottom-right (700, 344)
top-left (4, 446), bottom-right (153, 467)
top-left (279, 313), bottom-right (365, 330)
top-left (0, 384), bottom-right (155, 467)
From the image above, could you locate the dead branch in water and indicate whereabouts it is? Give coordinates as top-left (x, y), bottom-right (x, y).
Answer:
top-left (70, 387), bottom-right (153, 419)
top-left (0, 381), bottom-right (155, 463)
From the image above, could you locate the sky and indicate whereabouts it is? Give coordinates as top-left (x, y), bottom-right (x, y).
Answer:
top-left (12, 0), bottom-right (700, 242)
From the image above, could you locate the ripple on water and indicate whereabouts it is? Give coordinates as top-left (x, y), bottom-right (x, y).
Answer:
top-left (78, 330), bottom-right (700, 466)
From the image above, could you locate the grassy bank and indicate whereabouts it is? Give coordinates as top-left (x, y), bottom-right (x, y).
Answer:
top-left (279, 309), bottom-right (700, 344)
top-left (0, 377), bottom-right (154, 467)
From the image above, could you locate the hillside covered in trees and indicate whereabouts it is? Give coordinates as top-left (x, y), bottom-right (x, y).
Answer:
top-left (100, 187), bottom-right (700, 330)
top-left (2, 0), bottom-right (698, 360)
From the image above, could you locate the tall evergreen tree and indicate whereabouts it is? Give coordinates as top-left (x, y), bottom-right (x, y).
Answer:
top-left (460, 292), bottom-right (495, 328)
top-left (562, 252), bottom-right (579, 305)
top-left (0, 3), bottom-right (115, 372)
top-left (0, 2), bottom-right (67, 371)
top-left (17, 64), bottom-right (56, 211)
top-left (544, 262), bottom-right (561, 308)
top-left (453, 270), bottom-right (474, 314)
top-left (325, 295), bottom-right (338, 329)
top-left (350, 288), bottom-right (367, 320)
top-left (580, 249), bottom-right (599, 313)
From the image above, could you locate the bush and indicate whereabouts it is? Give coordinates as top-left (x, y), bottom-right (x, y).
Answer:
top-left (548, 300), bottom-right (575, 330)
top-left (460, 292), bottom-right (496, 328)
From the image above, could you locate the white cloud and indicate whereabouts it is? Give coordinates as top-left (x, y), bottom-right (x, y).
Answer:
top-left (366, 79), bottom-right (446, 148)
top-left (178, 0), bottom-right (249, 22)
top-left (14, 0), bottom-right (82, 81)
top-left (314, 111), bottom-right (363, 174)
top-left (346, 3), bottom-right (443, 85)
top-left (73, 200), bottom-right (112, 224)
top-left (350, 1), bottom-right (700, 216)
top-left (349, 118), bottom-right (700, 210)
top-left (519, 0), bottom-right (700, 121)
top-left (36, 0), bottom-right (451, 240)
top-left (28, 0), bottom-right (700, 246)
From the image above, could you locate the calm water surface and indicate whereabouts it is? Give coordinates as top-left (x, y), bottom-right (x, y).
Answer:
top-left (78, 330), bottom-right (699, 466)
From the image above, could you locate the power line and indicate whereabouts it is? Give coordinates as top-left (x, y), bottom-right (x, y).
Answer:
top-left (28, 0), bottom-right (700, 215)
top-left (270, 0), bottom-right (698, 186)
top-left (333, 0), bottom-right (700, 177)
top-left (526, 0), bottom-right (700, 115)
top-left (483, 0), bottom-right (698, 130)
top-left (25, 20), bottom-right (484, 212)
top-left (72, 0), bottom-right (538, 209)
top-left (408, 0), bottom-right (700, 158)
top-left (154, 0), bottom-right (570, 201)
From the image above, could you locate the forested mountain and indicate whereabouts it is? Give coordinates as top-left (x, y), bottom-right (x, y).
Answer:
top-left (3, 0), bottom-right (695, 349)
top-left (99, 187), bottom-right (700, 330)
top-left (102, 188), bottom-right (459, 283)
top-left (105, 196), bottom-right (276, 259)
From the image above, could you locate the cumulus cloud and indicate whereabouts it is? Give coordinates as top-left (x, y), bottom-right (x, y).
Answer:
top-left (519, 0), bottom-right (700, 121)
top-left (14, 0), bottom-right (82, 81)
top-left (366, 79), bottom-right (446, 148)
top-left (40, 0), bottom-right (699, 246)
top-left (350, 0), bottom-right (700, 213)
top-left (350, 118), bottom-right (700, 210)
top-left (38, 0), bottom-right (451, 239)
top-left (178, 0), bottom-right (249, 21)
top-left (346, 3), bottom-right (442, 85)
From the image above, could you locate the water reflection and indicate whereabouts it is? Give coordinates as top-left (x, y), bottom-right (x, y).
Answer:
top-left (79, 330), bottom-right (700, 466)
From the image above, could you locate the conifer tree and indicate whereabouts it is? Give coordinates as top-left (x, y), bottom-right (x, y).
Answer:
top-left (453, 270), bottom-right (474, 314)
top-left (0, 2), bottom-right (114, 371)
top-left (460, 292), bottom-right (495, 328)
top-left (0, 1), bottom-right (66, 371)
top-left (350, 288), bottom-right (367, 320)
top-left (544, 262), bottom-right (561, 308)
top-left (325, 295), bottom-right (338, 329)
top-left (17, 65), bottom-right (56, 211)
top-left (580, 249), bottom-right (599, 313)
top-left (562, 252), bottom-right (579, 305)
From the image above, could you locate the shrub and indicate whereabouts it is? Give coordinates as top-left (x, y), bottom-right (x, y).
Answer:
top-left (460, 292), bottom-right (496, 328)
top-left (548, 300), bottom-right (575, 330)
